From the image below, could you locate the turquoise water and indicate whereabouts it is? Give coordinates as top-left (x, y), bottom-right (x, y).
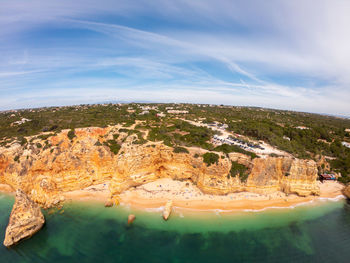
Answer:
top-left (1, 195), bottom-right (350, 263)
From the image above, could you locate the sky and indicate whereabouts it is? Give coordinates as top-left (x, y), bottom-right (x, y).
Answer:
top-left (1, 0), bottom-right (350, 116)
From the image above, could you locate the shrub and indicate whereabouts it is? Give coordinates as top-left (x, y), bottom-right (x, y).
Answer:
top-left (104, 140), bottom-right (121, 155)
top-left (119, 129), bottom-right (129, 133)
top-left (43, 143), bottom-right (51, 150)
top-left (14, 155), bottom-right (20, 162)
top-left (202, 152), bottom-right (219, 166)
top-left (338, 175), bottom-right (350, 184)
top-left (19, 137), bottom-right (27, 146)
top-left (94, 141), bottom-right (102, 146)
top-left (229, 161), bottom-right (249, 182)
top-left (214, 144), bottom-right (257, 159)
top-left (36, 143), bottom-right (42, 148)
top-left (173, 146), bottom-right (189, 154)
top-left (67, 129), bottom-right (76, 141)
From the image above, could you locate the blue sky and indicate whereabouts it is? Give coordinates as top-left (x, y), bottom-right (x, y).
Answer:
top-left (1, 0), bottom-right (350, 116)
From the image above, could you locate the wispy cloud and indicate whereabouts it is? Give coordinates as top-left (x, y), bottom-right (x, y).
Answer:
top-left (0, 0), bottom-right (349, 116)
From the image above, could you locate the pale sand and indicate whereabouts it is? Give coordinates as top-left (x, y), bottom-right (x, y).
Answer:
top-left (62, 183), bottom-right (110, 202)
top-left (0, 184), bottom-right (13, 193)
top-left (0, 180), bottom-right (345, 212)
top-left (118, 179), bottom-right (345, 212)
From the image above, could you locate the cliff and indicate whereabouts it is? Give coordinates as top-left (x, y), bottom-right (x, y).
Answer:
top-left (3, 189), bottom-right (45, 247)
top-left (343, 185), bottom-right (350, 199)
top-left (0, 126), bottom-right (320, 209)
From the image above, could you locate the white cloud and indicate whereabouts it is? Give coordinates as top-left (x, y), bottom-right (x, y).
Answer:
top-left (0, 0), bottom-right (349, 116)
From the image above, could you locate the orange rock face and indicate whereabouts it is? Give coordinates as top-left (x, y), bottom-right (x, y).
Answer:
top-left (3, 189), bottom-right (45, 247)
top-left (343, 185), bottom-right (350, 199)
top-left (0, 126), bottom-right (320, 209)
top-left (127, 214), bottom-right (136, 225)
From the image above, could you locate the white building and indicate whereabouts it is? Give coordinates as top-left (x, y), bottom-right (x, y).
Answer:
top-left (167, 110), bottom-right (189, 114)
top-left (342, 141), bottom-right (350, 148)
top-left (295, 126), bottom-right (309, 130)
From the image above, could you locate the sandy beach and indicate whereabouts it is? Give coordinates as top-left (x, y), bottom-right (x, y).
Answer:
top-left (60, 178), bottom-right (345, 212)
top-left (0, 179), bottom-right (345, 212)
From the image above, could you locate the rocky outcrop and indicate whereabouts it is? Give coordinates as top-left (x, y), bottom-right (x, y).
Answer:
top-left (162, 200), bottom-right (173, 220)
top-left (3, 189), bottom-right (45, 247)
top-left (0, 126), bottom-right (320, 209)
top-left (228, 152), bottom-right (252, 167)
top-left (104, 198), bottom-right (113, 207)
top-left (343, 185), bottom-right (350, 199)
top-left (247, 157), bottom-right (319, 196)
top-left (127, 214), bottom-right (136, 225)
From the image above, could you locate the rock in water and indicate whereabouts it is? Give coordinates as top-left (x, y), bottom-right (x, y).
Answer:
top-left (104, 198), bottom-right (113, 207)
top-left (128, 214), bottom-right (136, 225)
top-left (3, 189), bottom-right (45, 247)
top-left (343, 185), bottom-right (350, 199)
top-left (162, 200), bottom-right (173, 220)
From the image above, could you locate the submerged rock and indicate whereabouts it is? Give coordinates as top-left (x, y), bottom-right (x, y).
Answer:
top-left (3, 189), bottom-right (45, 247)
top-left (163, 200), bottom-right (173, 220)
top-left (343, 185), bottom-right (350, 199)
top-left (104, 198), bottom-right (113, 207)
top-left (128, 214), bottom-right (136, 225)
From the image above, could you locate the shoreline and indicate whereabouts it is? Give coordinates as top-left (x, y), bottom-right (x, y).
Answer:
top-left (0, 180), bottom-right (346, 213)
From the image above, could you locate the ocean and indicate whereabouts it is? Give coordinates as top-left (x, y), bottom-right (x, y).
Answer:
top-left (0, 194), bottom-right (350, 263)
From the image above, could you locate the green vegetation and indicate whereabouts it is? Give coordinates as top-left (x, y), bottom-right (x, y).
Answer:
top-left (1, 103), bottom-right (349, 183)
top-left (186, 104), bottom-right (350, 183)
top-left (214, 144), bottom-right (257, 159)
top-left (37, 133), bottom-right (55, 140)
top-left (19, 137), bottom-right (27, 146)
top-left (36, 143), bottom-right (42, 149)
top-left (14, 155), bottom-right (20, 162)
top-left (103, 140), bottom-right (121, 155)
top-left (229, 161), bottom-right (249, 182)
top-left (147, 119), bottom-right (215, 149)
top-left (67, 129), bottom-right (76, 141)
top-left (43, 143), bottom-right (51, 150)
top-left (202, 152), bottom-right (219, 166)
top-left (94, 141), bottom-right (102, 146)
top-left (173, 146), bottom-right (189, 154)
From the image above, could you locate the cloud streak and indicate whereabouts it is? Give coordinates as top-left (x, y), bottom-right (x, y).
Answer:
top-left (0, 0), bottom-right (349, 116)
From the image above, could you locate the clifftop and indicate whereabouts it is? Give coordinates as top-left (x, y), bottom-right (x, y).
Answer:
top-left (0, 125), bottom-right (319, 209)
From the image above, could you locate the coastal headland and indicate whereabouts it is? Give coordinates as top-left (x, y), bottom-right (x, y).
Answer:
top-left (0, 104), bottom-right (349, 246)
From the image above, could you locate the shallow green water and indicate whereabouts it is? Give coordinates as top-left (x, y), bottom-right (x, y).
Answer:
top-left (1, 194), bottom-right (350, 263)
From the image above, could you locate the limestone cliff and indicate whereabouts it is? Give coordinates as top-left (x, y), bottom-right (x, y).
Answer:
top-left (0, 126), bottom-right (320, 209)
top-left (343, 185), bottom-right (350, 199)
top-left (3, 189), bottom-right (45, 247)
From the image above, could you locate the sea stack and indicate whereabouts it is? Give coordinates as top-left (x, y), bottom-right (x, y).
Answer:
top-left (3, 189), bottom-right (45, 247)
top-left (104, 198), bottom-right (113, 207)
top-left (162, 200), bottom-right (173, 220)
top-left (128, 214), bottom-right (136, 225)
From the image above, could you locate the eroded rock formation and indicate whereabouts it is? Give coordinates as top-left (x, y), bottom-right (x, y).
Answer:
top-left (3, 189), bottom-right (45, 247)
top-left (343, 185), bottom-right (350, 199)
top-left (0, 126), bottom-right (320, 209)
top-left (0, 126), bottom-right (322, 245)
top-left (128, 214), bottom-right (136, 225)
top-left (162, 200), bottom-right (173, 220)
